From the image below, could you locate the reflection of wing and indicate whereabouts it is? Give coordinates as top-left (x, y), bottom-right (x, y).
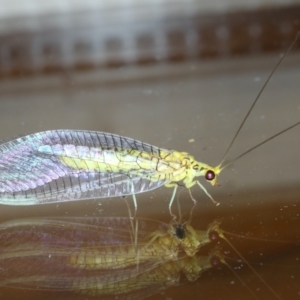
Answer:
top-left (0, 217), bottom-right (214, 299)
top-left (0, 217), bottom-right (173, 281)
top-left (0, 217), bottom-right (182, 300)
top-left (0, 255), bottom-right (171, 291)
top-left (0, 130), bottom-right (167, 205)
top-left (0, 261), bottom-right (182, 300)
top-left (0, 217), bottom-right (171, 254)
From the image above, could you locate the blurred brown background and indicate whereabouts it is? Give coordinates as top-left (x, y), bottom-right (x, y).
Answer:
top-left (0, 1), bottom-right (300, 299)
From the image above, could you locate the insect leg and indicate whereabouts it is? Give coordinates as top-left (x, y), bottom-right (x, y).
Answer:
top-left (128, 179), bottom-right (138, 217)
top-left (131, 192), bottom-right (138, 216)
top-left (196, 181), bottom-right (219, 206)
top-left (168, 185), bottom-right (178, 219)
top-left (188, 189), bottom-right (197, 222)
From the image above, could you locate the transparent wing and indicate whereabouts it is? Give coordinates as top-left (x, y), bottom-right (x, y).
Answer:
top-left (0, 267), bottom-right (181, 300)
top-left (0, 217), bottom-right (170, 250)
top-left (0, 216), bottom-right (179, 297)
top-left (0, 130), bottom-right (167, 205)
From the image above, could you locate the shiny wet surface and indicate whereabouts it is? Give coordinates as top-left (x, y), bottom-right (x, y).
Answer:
top-left (0, 34), bottom-right (300, 300)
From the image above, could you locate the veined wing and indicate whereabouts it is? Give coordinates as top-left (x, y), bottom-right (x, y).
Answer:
top-left (0, 130), bottom-right (167, 205)
top-left (0, 216), bottom-right (171, 250)
top-left (0, 217), bottom-right (178, 293)
top-left (0, 255), bottom-right (211, 300)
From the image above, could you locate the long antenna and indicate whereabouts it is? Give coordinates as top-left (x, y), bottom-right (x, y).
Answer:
top-left (219, 32), bottom-right (300, 168)
top-left (221, 121), bottom-right (300, 170)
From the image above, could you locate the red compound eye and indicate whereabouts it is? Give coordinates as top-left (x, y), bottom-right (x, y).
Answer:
top-left (209, 230), bottom-right (219, 242)
top-left (210, 256), bottom-right (221, 268)
top-left (205, 170), bottom-right (215, 181)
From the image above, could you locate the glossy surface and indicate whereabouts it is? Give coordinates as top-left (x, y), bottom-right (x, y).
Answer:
top-left (0, 216), bottom-right (220, 299)
top-left (0, 55), bottom-right (299, 299)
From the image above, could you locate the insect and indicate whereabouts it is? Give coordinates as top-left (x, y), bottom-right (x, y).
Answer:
top-left (0, 216), bottom-right (288, 299)
top-left (71, 252), bottom-right (217, 298)
top-left (0, 216), bottom-right (213, 270)
top-left (0, 216), bottom-right (218, 294)
top-left (0, 39), bottom-right (299, 213)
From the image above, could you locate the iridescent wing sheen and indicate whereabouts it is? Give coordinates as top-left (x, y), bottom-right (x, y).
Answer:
top-left (0, 262), bottom-right (181, 300)
top-left (0, 130), bottom-right (167, 205)
top-left (0, 217), bottom-right (177, 297)
top-left (0, 217), bottom-right (171, 249)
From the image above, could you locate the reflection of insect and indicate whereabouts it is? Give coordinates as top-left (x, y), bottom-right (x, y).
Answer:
top-left (72, 251), bottom-right (218, 298)
top-left (0, 216), bottom-right (220, 299)
top-left (0, 217), bottom-right (214, 271)
top-left (0, 40), bottom-right (299, 214)
top-left (0, 216), bottom-right (286, 299)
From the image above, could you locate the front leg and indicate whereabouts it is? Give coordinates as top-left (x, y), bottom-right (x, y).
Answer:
top-left (161, 184), bottom-right (178, 219)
